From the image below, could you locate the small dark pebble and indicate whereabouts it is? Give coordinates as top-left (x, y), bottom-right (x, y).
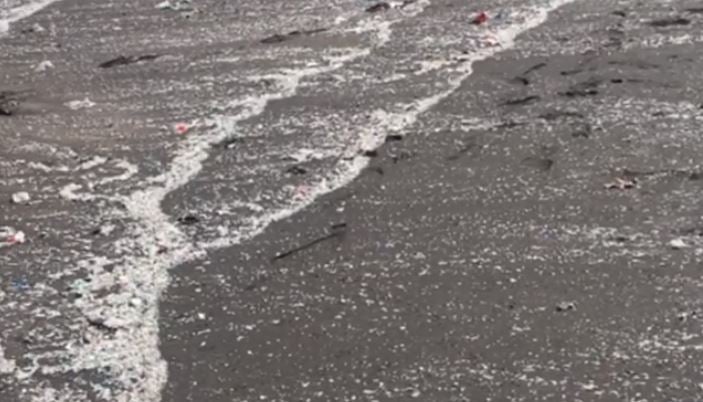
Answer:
top-left (363, 150), bottom-right (379, 157)
top-left (177, 214), bottom-right (200, 225)
top-left (99, 54), bottom-right (160, 69)
top-left (610, 78), bottom-right (624, 84)
top-left (366, 2), bottom-right (391, 13)
top-left (286, 166), bottom-right (308, 175)
top-left (648, 17), bottom-right (691, 28)
top-left (612, 10), bottom-right (627, 17)
top-left (522, 62), bottom-right (547, 76)
top-left (331, 222), bottom-right (348, 231)
top-left (502, 95), bottom-right (540, 106)
top-left (385, 134), bottom-right (404, 142)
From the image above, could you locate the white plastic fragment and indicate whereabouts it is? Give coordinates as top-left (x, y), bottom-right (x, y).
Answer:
top-left (66, 98), bottom-right (96, 110)
top-left (0, 227), bottom-right (26, 248)
top-left (34, 60), bottom-right (54, 72)
top-left (11, 192), bottom-right (30, 204)
top-left (670, 238), bottom-right (688, 250)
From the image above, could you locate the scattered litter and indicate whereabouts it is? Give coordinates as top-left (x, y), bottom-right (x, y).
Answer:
top-left (59, 183), bottom-right (86, 201)
top-left (11, 192), bottom-right (30, 204)
top-left (34, 60), bottom-right (54, 72)
top-left (471, 11), bottom-right (489, 25)
top-left (287, 148), bottom-right (324, 163)
top-left (11, 278), bottom-right (30, 292)
top-left (174, 122), bottom-right (190, 135)
top-left (556, 301), bottom-right (576, 312)
top-left (91, 223), bottom-right (116, 236)
top-left (605, 177), bottom-right (636, 190)
top-left (66, 98), bottom-right (96, 110)
top-left (669, 238), bottom-right (688, 250)
top-left (1, 227), bottom-right (26, 248)
top-left (98, 54), bottom-right (160, 69)
top-left (21, 23), bottom-right (46, 34)
top-left (155, 0), bottom-right (193, 11)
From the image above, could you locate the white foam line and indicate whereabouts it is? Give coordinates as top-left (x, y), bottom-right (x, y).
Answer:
top-left (204, 0), bottom-right (577, 254)
top-left (22, 2), bottom-right (434, 402)
top-left (0, 0), bottom-right (58, 35)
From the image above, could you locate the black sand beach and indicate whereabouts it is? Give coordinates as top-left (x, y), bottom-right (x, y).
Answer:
top-left (3, 0), bottom-right (703, 401)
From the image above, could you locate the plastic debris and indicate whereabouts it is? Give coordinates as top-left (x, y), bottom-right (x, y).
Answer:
top-left (472, 11), bottom-right (489, 25)
top-left (34, 60), bottom-right (54, 72)
top-left (174, 122), bottom-right (190, 135)
top-left (287, 148), bottom-right (324, 163)
top-left (11, 192), bottom-right (30, 204)
top-left (66, 98), bottom-right (96, 110)
top-left (670, 238), bottom-right (688, 250)
top-left (605, 177), bottom-right (636, 190)
top-left (556, 301), bottom-right (576, 312)
top-left (11, 278), bottom-right (30, 292)
top-left (155, 0), bottom-right (193, 11)
top-left (1, 227), bottom-right (26, 248)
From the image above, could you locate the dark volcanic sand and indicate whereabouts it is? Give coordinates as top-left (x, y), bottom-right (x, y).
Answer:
top-left (161, 3), bottom-right (703, 402)
top-left (3, 0), bottom-right (703, 401)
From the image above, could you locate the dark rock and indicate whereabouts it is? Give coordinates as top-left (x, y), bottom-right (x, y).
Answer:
top-left (286, 166), bottom-right (308, 175)
top-left (366, 2), bottom-right (391, 13)
top-left (363, 150), bottom-right (379, 157)
top-left (385, 134), bottom-right (404, 142)
top-left (648, 17), bottom-right (691, 28)
top-left (522, 62), bottom-right (547, 76)
top-left (502, 95), bottom-right (540, 106)
top-left (177, 214), bottom-right (200, 226)
top-left (99, 54), bottom-right (160, 69)
top-left (612, 10), bottom-right (627, 17)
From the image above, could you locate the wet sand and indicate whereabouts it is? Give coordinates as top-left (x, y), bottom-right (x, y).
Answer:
top-left (3, 0), bottom-right (703, 401)
top-left (161, 3), bottom-right (703, 402)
